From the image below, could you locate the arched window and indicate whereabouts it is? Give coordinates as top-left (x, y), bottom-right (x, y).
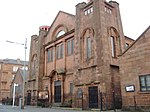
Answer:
top-left (87, 37), bottom-right (92, 58)
top-left (31, 55), bottom-right (37, 75)
top-left (81, 28), bottom-right (94, 60)
top-left (110, 36), bottom-right (115, 57)
top-left (109, 27), bottom-right (120, 58)
top-left (32, 59), bottom-right (36, 75)
top-left (56, 30), bottom-right (65, 38)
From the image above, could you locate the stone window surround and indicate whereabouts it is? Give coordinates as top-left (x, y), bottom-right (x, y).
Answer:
top-left (47, 47), bottom-right (54, 62)
top-left (67, 38), bottom-right (74, 56)
top-left (139, 74), bottom-right (150, 92)
top-left (108, 27), bottom-right (120, 58)
top-left (105, 6), bottom-right (112, 14)
top-left (84, 6), bottom-right (93, 15)
top-left (56, 43), bottom-right (63, 59)
top-left (81, 28), bottom-right (94, 61)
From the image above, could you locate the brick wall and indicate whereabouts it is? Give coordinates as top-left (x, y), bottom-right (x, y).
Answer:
top-left (120, 27), bottom-right (150, 111)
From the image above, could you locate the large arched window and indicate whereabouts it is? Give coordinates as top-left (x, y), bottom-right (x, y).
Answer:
top-left (31, 54), bottom-right (37, 75)
top-left (52, 24), bottom-right (68, 40)
top-left (81, 28), bottom-right (94, 60)
top-left (56, 30), bottom-right (65, 38)
top-left (109, 27), bottom-right (120, 58)
top-left (110, 36), bottom-right (115, 57)
top-left (87, 37), bottom-right (92, 58)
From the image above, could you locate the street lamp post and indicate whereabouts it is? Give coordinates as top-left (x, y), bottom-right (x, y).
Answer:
top-left (12, 83), bottom-right (18, 107)
top-left (22, 38), bottom-right (27, 109)
top-left (6, 38), bottom-right (27, 109)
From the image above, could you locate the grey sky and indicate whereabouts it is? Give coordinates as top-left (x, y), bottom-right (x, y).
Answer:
top-left (0, 0), bottom-right (149, 61)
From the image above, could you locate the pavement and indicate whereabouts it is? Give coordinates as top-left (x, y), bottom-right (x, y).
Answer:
top-left (0, 105), bottom-right (137, 112)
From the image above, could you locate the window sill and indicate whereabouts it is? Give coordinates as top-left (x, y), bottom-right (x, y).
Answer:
top-left (56, 58), bottom-right (63, 60)
top-left (67, 54), bottom-right (73, 57)
top-left (47, 61), bottom-right (53, 63)
top-left (138, 91), bottom-right (150, 94)
top-left (85, 56), bottom-right (93, 61)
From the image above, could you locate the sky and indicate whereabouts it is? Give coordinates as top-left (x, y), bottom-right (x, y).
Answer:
top-left (0, 0), bottom-right (149, 61)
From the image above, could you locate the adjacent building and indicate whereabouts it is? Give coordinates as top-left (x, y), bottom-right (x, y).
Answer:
top-left (120, 26), bottom-right (150, 111)
top-left (10, 68), bottom-right (28, 106)
top-left (0, 58), bottom-right (28, 102)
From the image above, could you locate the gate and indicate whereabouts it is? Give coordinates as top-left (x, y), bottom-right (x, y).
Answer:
top-left (89, 86), bottom-right (98, 108)
top-left (27, 93), bottom-right (31, 105)
top-left (54, 81), bottom-right (61, 103)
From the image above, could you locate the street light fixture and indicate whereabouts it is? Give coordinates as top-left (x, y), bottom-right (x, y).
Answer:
top-left (6, 38), bottom-right (27, 109)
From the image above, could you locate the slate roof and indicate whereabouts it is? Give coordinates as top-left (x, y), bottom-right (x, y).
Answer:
top-left (19, 69), bottom-right (28, 81)
top-left (0, 58), bottom-right (28, 65)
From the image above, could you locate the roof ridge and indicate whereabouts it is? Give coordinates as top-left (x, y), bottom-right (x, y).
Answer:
top-left (121, 25), bottom-right (150, 56)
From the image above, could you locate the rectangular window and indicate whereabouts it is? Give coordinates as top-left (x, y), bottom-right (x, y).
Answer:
top-left (72, 39), bottom-right (74, 52)
top-left (125, 43), bottom-right (129, 48)
top-left (56, 44), bottom-right (63, 59)
top-left (84, 7), bottom-right (93, 15)
top-left (45, 86), bottom-right (48, 90)
top-left (61, 44), bottom-right (63, 58)
top-left (139, 75), bottom-right (150, 92)
top-left (32, 60), bottom-right (36, 75)
top-left (111, 36), bottom-right (115, 57)
top-left (105, 6), bottom-right (112, 14)
top-left (87, 9), bottom-right (90, 14)
top-left (1, 82), bottom-right (7, 89)
top-left (70, 83), bottom-right (73, 95)
top-left (13, 66), bottom-right (18, 72)
top-left (56, 45), bottom-right (60, 59)
top-left (67, 40), bottom-right (71, 55)
top-left (90, 7), bottom-right (93, 13)
top-left (47, 49), bottom-right (50, 62)
top-left (87, 37), bottom-right (92, 58)
top-left (84, 10), bottom-right (88, 15)
top-left (67, 39), bottom-right (74, 55)
top-left (47, 47), bottom-right (53, 62)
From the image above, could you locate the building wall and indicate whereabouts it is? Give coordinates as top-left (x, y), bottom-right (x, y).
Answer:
top-left (28, 0), bottom-right (142, 110)
top-left (120, 27), bottom-right (150, 111)
top-left (27, 35), bottom-right (39, 105)
top-left (124, 36), bottom-right (134, 49)
top-left (10, 69), bottom-right (24, 106)
top-left (43, 31), bottom-right (75, 106)
top-left (27, 29), bottom-right (48, 105)
top-left (0, 59), bottom-right (27, 102)
top-left (39, 11), bottom-right (76, 107)
top-left (73, 0), bottom-right (125, 109)
top-left (45, 11), bottom-right (75, 43)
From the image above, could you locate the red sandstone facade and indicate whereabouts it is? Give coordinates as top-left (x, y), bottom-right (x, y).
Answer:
top-left (27, 29), bottom-right (48, 105)
top-left (28, 0), bottom-right (137, 110)
top-left (120, 26), bottom-right (150, 111)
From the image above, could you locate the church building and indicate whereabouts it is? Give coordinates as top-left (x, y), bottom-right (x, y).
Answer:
top-left (27, 0), bottom-right (135, 110)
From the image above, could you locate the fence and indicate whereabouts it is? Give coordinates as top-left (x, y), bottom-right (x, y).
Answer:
top-left (73, 91), bottom-right (122, 111)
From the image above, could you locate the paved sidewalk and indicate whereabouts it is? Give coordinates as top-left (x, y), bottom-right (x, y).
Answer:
top-left (0, 105), bottom-right (138, 112)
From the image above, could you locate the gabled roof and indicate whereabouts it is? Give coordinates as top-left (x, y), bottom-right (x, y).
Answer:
top-left (124, 36), bottom-right (135, 41)
top-left (19, 69), bottom-right (28, 81)
top-left (46, 10), bottom-right (75, 37)
top-left (11, 68), bottom-right (28, 86)
top-left (121, 26), bottom-right (150, 56)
